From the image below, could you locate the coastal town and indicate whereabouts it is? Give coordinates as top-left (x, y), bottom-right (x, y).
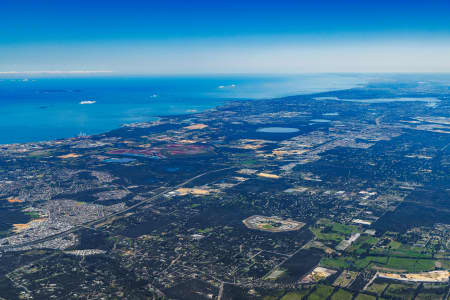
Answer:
top-left (0, 81), bottom-right (449, 299)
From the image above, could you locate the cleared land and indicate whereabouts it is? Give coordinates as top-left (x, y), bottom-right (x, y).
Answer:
top-left (57, 153), bottom-right (81, 159)
top-left (378, 270), bottom-right (449, 283)
top-left (257, 172), bottom-right (280, 179)
top-left (7, 197), bottom-right (23, 203)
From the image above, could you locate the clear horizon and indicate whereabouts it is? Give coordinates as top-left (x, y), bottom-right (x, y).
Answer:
top-left (1, 0), bottom-right (450, 74)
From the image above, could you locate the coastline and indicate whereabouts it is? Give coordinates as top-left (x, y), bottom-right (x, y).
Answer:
top-left (0, 90), bottom-right (320, 147)
top-left (0, 75), bottom-right (369, 145)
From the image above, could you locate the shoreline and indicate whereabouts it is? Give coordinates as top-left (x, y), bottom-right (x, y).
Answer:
top-left (0, 93), bottom-right (288, 147)
top-left (1, 87), bottom-right (443, 147)
top-left (0, 74), bottom-right (371, 145)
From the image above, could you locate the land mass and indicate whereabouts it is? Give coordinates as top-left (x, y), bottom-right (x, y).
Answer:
top-left (0, 78), bottom-right (449, 299)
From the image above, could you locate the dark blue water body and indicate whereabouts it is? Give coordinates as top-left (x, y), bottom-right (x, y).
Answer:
top-left (0, 75), bottom-right (366, 144)
top-left (256, 127), bottom-right (300, 133)
top-left (103, 158), bottom-right (136, 163)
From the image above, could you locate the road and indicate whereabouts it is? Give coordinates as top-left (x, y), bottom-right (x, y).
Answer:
top-left (0, 166), bottom-right (235, 251)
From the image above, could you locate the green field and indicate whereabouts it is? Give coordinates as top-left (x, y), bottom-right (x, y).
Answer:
top-left (24, 211), bottom-right (40, 219)
top-left (307, 285), bottom-right (334, 300)
top-left (366, 282), bottom-right (389, 295)
top-left (280, 289), bottom-right (311, 300)
top-left (355, 294), bottom-right (376, 300)
top-left (388, 240), bottom-right (402, 249)
top-left (311, 227), bottom-right (345, 243)
top-left (321, 254), bottom-right (435, 272)
top-left (321, 255), bottom-right (387, 270)
top-left (330, 222), bottom-right (358, 235)
top-left (347, 235), bottom-right (379, 255)
top-left (321, 257), bottom-right (354, 269)
top-left (263, 224), bottom-right (275, 230)
top-left (377, 257), bottom-right (436, 272)
top-left (371, 242), bottom-right (433, 258)
top-left (416, 283), bottom-right (448, 300)
top-left (198, 227), bottom-right (214, 233)
top-left (383, 283), bottom-right (418, 300)
top-left (439, 259), bottom-right (450, 269)
top-left (330, 289), bottom-right (353, 300)
top-left (311, 219), bottom-right (359, 243)
top-left (416, 292), bottom-right (445, 300)
top-left (264, 290), bottom-right (286, 300)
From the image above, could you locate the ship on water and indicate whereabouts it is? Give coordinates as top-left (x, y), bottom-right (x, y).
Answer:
top-left (79, 100), bottom-right (96, 104)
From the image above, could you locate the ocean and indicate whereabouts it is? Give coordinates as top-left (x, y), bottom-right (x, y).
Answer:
top-left (0, 74), bottom-right (366, 144)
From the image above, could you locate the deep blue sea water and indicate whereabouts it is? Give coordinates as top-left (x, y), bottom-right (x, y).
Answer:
top-left (0, 74), bottom-right (366, 144)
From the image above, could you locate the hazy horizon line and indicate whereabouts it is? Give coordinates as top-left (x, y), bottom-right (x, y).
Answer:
top-left (1, 71), bottom-right (450, 78)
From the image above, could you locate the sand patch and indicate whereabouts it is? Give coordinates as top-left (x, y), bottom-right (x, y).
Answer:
top-left (179, 139), bottom-right (196, 144)
top-left (58, 153), bottom-right (81, 159)
top-left (378, 270), bottom-right (449, 283)
top-left (184, 124), bottom-right (208, 130)
top-left (257, 172), bottom-right (280, 179)
top-left (176, 188), bottom-right (210, 196)
top-left (7, 197), bottom-right (23, 203)
top-left (12, 218), bottom-right (47, 233)
top-left (301, 267), bottom-right (337, 283)
top-left (237, 144), bottom-right (262, 150)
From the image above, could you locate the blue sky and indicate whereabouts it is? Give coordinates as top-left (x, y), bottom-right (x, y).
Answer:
top-left (1, 0), bottom-right (449, 74)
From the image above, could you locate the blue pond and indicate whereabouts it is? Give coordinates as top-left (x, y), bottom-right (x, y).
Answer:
top-left (256, 127), bottom-right (300, 133)
top-left (104, 158), bottom-right (136, 163)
